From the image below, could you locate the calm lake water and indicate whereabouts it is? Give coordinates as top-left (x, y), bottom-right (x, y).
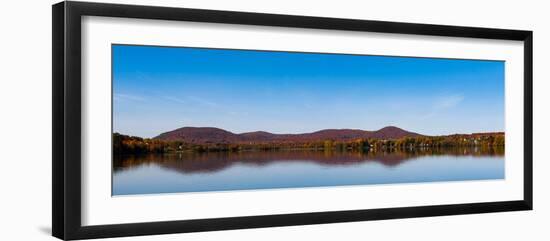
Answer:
top-left (112, 148), bottom-right (504, 195)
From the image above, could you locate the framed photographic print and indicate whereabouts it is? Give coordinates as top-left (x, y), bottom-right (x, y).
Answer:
top-left (52, 1), bottom-right (533, 240)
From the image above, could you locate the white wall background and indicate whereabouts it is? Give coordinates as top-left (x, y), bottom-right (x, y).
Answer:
top-left (0, 0), bottom-right (548, 240)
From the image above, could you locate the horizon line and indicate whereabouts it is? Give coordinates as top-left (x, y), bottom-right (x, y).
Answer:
top-left (114, 125), bottom-right (505, 138)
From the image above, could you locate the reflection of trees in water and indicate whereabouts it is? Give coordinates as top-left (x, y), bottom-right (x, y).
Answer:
top-left (113, 146), bottom-right (504, 174)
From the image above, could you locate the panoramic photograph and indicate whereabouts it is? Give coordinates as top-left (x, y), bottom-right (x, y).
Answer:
top-left (112, 44), bottom-right (505, 196)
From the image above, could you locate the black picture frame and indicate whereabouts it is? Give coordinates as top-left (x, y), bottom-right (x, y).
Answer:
top-left (52, 1), bottom-right (533, 240)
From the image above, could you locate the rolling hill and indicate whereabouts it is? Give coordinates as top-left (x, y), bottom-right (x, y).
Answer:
top-left (154, 126), bottom-right (422, 144)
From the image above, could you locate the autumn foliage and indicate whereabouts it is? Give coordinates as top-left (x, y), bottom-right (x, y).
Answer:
top-left (113, 132), bottom-right (504, 155)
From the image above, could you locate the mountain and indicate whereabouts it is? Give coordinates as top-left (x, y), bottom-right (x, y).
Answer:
top-left (370, 126), bottom-right (421, 139)
top-left (154, 126), bottom-right (422, 144)
top-left (155, 127), bottom-right (241, 143)
top-left (239, 131), bottom-right (278, 142)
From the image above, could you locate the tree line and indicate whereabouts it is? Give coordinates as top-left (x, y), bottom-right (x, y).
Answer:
top-left (113, 132), bottom-right (504, 155)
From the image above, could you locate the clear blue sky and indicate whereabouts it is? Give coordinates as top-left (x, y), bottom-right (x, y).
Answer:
top-left (113, 45), bottom-right (504, 138)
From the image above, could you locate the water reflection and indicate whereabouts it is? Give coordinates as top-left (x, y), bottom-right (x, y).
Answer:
top-left (113, 147), bottom-right (504, 174)
top-left (112, 147), bottom-right (504, 195)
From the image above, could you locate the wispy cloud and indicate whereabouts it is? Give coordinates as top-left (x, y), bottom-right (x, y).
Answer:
top-left (421, 94), bottom-right (464, 119)
top-left (163, 96), bottom-right (187, 104)
top-left (187, 96), bottom-right (219, 108)
top-left (433, 94), bottom-right (464, 110)
top-left (163, 95), bottom-right (247, 117)
top-left (114, 93), bottom-right (145, 102)
top-left (162, 95), bottom-right (219, 108)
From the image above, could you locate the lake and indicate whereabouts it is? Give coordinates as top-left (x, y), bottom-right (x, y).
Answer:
top-left (112, 147), bottom-right (504, 195)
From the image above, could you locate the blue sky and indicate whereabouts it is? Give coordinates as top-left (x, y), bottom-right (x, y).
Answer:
top-left (113, 45), bottom-right (504, 138)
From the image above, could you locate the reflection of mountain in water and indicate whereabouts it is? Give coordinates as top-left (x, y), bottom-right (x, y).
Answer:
top-left (113, 147), bottom-right (504, 174)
